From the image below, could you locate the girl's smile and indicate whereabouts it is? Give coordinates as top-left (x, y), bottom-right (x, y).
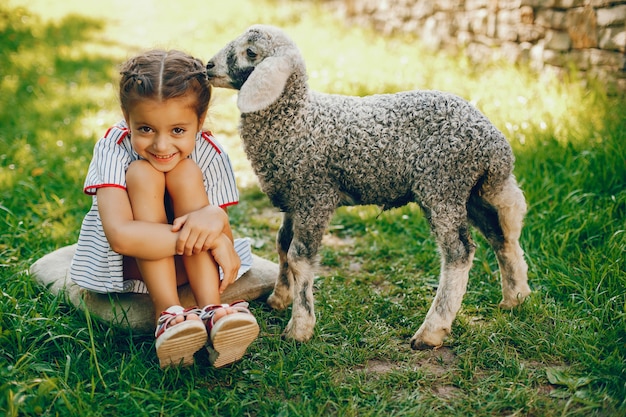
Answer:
top-left (150, 152), bottom-right (177, 164)
top-left (124, 94), bottom-right (205, 172)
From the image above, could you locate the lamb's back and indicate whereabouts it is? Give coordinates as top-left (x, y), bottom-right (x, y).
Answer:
top-left (307, 90), bottom-right (513, 206)
top-left (241, 88), bottom-right (513, 210)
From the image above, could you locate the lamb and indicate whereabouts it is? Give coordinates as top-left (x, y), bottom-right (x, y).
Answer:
top-left (205, 24), bottom-right (531, 349)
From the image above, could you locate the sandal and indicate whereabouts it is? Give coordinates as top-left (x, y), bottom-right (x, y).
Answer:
top-left (155, 305), bottom-right (208, 368)
top-left (200, 300), bottom-right (259, 368)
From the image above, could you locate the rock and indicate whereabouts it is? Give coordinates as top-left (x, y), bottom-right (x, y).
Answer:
top-left (599, 26), bottom-right (626, 52)
top-left (566, 6), bottom-right (598, 49)
top-left (30, 244), bottom-right (278, 334)
top-left (545, 30), bottom-right (572, 51)
top-left (596, 5), bottom-right (626, 27)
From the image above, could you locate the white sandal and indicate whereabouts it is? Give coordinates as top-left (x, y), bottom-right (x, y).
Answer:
top-left (154, 305), bottom-right (208, 368)
top-left (200, 301), bottom-right (259, 368)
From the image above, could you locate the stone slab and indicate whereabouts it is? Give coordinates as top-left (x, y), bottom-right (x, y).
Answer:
top-left (30, 244), bottom-right (278, 334)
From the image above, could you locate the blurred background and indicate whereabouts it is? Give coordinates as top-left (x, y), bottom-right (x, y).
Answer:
top-left (1, 1), bottom-right (625, 415)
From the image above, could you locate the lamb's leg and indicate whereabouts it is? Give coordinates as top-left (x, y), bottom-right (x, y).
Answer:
top-left (281, 210), bottom-right (332, 342)
top-left (267, 212), bottom-right (294, 310)
top-left (411, 213), bottom-right (475, 350)
top-left (481, 176), bottom-right (531, 308)
top-left (282, 240), bottom-right (317, 342)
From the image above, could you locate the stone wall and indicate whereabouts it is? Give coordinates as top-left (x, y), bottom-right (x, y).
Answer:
top-left (333, 0), bottom-right (626, 92)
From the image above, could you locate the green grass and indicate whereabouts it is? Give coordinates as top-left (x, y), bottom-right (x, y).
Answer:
top-left (1, 0), bottom-right (625, 415)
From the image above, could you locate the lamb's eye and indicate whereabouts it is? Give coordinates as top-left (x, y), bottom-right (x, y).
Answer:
top-left (246, 48), bottom-right (257, 59)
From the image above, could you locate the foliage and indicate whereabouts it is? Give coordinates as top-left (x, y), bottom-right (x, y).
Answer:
top-left (1, 1), bottom-right (624, 416)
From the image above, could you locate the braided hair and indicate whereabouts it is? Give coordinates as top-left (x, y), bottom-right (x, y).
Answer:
top-left (119, 50), bottom-right (211, 119)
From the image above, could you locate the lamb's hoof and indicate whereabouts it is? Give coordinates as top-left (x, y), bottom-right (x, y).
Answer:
top-left (282, 318), bottom-right (315, 342)
top-left (499, 287), bottom-right (531, 310)
top-left (267, 291), bottom-right (291, 311)
top-left (410, 326), bottom-right (448, 350)
top-left (410, 338), bottom-right (443, 350)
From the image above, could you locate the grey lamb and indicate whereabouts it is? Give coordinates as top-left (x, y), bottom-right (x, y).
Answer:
top-left (206, 24), bottom-right (531, 349)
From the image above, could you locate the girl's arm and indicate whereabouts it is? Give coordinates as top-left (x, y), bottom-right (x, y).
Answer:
top-left (172, 205), bottom-right (235, 250)
top-left (97, 187), bottom-right (231, 260)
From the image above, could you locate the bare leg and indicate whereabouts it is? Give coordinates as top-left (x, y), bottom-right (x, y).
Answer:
top-left (165, 160), bottom-right (259, 367)
top-left (126, 160), bottom-right (229, 369)
top-left (126, 160), bottom-right (181, 320)
top-left (165, 158), bottom-right (221, 308)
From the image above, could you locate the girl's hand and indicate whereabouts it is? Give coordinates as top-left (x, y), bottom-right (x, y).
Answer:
top-left (210, 234), bottom-right (242, 293)
top-left (171, 205), bottom-right (229, 256)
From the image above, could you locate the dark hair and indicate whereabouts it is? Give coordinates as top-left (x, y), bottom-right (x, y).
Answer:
top-left (119, 49), bottom-right (211, 119)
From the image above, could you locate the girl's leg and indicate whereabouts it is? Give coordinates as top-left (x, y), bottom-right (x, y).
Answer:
top-left (165, 158), bottom-right (221, 307)
top-left (167, 160), bottom-right (259, 367)
top-left (126, 160), bottom-right (182, 320)
top-left (126, 160), bottom-right (208, 369)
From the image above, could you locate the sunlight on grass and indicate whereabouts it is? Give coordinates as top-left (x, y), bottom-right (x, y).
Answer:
top-left (6, 0), bottom-right (614, 210)
top-left (2, 0), bottom-right (625, 415)
top-left (11, 0), bottom-right (613, 174)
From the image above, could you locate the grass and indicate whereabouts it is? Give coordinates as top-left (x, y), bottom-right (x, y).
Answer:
top-left (1, 0), bottom-right (625, 415)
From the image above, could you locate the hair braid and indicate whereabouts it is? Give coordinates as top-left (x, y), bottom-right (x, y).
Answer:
top-left (119, 50), bottom-right (211, 119)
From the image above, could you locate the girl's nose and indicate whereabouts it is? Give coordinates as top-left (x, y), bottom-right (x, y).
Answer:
top-left (153, 134), bottom-right (168, 152)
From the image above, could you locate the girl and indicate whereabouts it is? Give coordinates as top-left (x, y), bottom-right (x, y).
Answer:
top-left (70, 49), bottom-right (259, 369)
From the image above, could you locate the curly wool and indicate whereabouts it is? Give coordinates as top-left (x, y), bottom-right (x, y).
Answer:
top-left (206, 25), bottom-right (530, 348)
top-left (243, 84), bottom-right (514, 215)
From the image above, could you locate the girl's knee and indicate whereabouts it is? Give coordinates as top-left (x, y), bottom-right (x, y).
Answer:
top-left (168, 158), bottom-right (202, 180)
top-left (165, 158), bottom-right (204, 191)
top-left (127, 160), bottom-right (165, 189)
top-left (164, 159), bottom-right (209, 214)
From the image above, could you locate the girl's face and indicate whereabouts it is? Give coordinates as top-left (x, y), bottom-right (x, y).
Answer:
top-left (124, 94), bottom-right (206, 173)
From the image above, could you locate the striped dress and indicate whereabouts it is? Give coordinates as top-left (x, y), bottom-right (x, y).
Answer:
top-left (69, 120), bottom-right (252, 294)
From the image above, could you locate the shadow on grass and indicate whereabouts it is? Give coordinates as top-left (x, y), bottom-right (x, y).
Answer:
top-left (0, 4), bottom-right (118, 264)
top-left (0, 6), bottom-right (123, 415)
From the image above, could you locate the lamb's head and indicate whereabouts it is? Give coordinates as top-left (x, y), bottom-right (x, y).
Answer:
top-left (206, 24), bottom-right (304, 113)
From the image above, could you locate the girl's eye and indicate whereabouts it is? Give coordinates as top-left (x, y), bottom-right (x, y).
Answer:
top-left (173, 128), bottom-right (185, 135)
top-left (138, 126), bottom-right (152, 133)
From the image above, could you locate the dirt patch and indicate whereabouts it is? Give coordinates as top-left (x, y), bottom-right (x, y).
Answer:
top-left (432, 384), bottom-right (462, 398)
top-left (356, 348), bottom-right (457, 377)
top-left (415, 348), bottom-right (462, 399)
top-left (361, 359), bottom-right (400, 374)
top-left (413, 347), bottom-right (457, 377)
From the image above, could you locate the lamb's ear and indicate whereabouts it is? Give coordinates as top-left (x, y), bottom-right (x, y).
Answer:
top-left (238, 56), bottom-right (291, 113)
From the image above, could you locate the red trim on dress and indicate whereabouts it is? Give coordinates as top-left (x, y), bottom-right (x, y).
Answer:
top-left (220, 201), bottom-right (239, 209)
top-left (116, 129), bottom-right (130, 144)
top-left (201, 131), bottom-right (222, 154)
top-left (104, 126), bottom-right (130, 145)
top-left (84, 183), bottom-right (127, 196)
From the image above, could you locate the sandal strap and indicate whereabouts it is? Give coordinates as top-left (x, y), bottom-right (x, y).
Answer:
top-left (155, 305), bottom-right (202, 338)
top-left (200, 300), bottom-right (251, 332)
